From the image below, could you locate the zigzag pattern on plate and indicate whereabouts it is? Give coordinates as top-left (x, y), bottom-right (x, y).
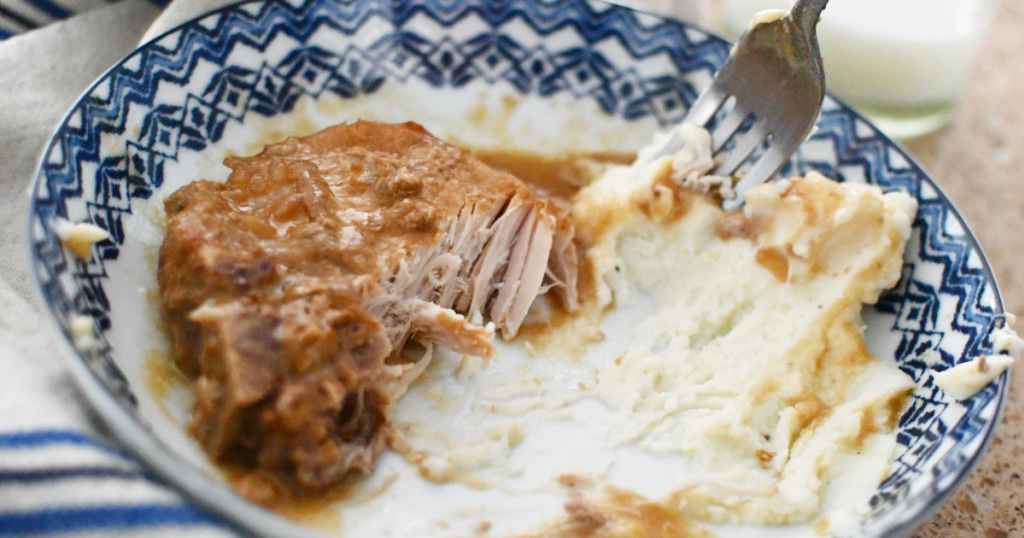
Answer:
top-left (28, 0), bottom-right (1007, 535)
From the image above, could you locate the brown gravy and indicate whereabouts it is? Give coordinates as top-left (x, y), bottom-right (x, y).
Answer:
top-left (541, 487), bottom-right (706, 538)
top-left (475, 150), bottom-right (634, 204)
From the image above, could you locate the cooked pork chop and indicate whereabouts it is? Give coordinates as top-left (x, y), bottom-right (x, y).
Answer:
top-left (158, 121), bottom-right (579, 499)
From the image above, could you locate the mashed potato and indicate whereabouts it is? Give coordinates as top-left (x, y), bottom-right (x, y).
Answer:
top-left (571, 124), bottom-right (918, 533)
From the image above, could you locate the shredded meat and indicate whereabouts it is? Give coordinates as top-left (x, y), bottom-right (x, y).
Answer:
top-left (157, 121), bottom-right (579, 499)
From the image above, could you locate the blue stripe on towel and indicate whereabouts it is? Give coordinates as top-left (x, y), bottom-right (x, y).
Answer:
top-left (0, 4), bottom-right (38, 32)
top-left (0, 430), bottom-right (128, 457)
top-left (18, 0), bottom-right (69, 19)
top-left (0, 504), bottom-right (226, 534)
top-left (0, 466), bottom-right (141, 483)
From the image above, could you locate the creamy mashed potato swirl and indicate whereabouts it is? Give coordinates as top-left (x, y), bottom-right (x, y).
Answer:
top-left (571, 124), bottom-right (918, 532)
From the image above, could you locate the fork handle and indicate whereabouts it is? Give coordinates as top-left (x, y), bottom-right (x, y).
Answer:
top-left (790, 0), bottom-right (829, 36)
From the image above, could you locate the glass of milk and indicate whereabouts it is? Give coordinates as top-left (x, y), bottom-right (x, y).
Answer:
top-left (720, 0), bottom-right (1000, 139)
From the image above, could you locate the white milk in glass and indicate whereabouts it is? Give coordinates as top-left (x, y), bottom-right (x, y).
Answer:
top-left (721, 0), bottom-right (998, 138)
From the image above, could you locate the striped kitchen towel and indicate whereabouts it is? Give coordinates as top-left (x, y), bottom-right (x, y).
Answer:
top-left (0, 277), bottom-right (238, 537)
top-left (0, 0), bottom-right (169, 39)
top-left (0, 430), bottom-right (233, 537)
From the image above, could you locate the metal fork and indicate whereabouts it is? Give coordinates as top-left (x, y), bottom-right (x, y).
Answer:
top-left (658, 0), bottom-right (829, 210)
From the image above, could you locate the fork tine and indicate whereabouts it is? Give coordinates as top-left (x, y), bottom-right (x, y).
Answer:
top-left (656, 86), bottom-right (730, 157)
top-left (684, 84), bottom-right (728, 126)
top-left (710, 100), bottom-right (752, 152)
top-left (657, 0), bottom-right (828, 211)
top-left (715, 117), bottom-right (768, 176)
top-left (722, 137), bottom-right (796, 210)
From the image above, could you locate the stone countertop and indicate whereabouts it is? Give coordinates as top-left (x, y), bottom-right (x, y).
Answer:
top-left (692, 1), bottom-right (1024, 536)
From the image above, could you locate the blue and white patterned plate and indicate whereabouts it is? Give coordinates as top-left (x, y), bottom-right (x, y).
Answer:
top-left (27, 1), bottom-right (1010, 537)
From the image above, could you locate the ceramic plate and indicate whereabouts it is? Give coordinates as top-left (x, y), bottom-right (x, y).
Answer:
top-left (28, 1), bottom-right (1010, 536)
